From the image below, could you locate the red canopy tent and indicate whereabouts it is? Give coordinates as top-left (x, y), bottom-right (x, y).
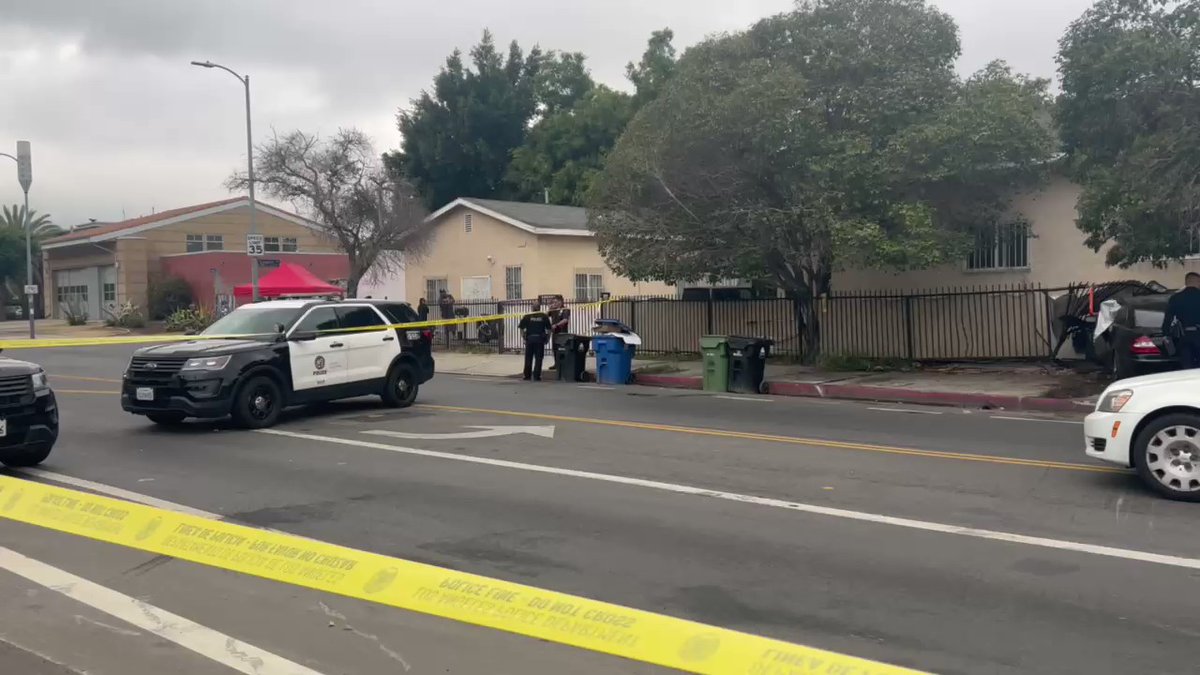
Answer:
top-left (233, 262), bottom-right (343, 302)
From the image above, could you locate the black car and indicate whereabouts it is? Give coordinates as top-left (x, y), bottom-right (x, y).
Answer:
top-left (0, 353), bottom-right (59, 467)
top-left (1095, 294), bottom-right (1177, 378)
top-left (121, 299), bottom-right (435, 428)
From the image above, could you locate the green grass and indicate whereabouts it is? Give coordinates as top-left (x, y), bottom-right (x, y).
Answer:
top-left (817, 352), bottom-right (914, 372)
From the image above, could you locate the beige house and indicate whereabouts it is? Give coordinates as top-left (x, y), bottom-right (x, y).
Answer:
top-left (835, 175), bottom-right (1200, 291)
top-left (41, 197), bottom-right (344, 320)
top-left (405, 198), bottom-right (673, 304)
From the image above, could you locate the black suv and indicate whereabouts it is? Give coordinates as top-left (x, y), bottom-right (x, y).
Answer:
top-left (121, 299), bottom-right (434, 428)
top-left (0, 353), bottom-right (59, 467)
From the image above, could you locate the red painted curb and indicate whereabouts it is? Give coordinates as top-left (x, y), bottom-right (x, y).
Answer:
top-left (633, 373), bottom-right (1095, 412)
top-left (633, 374), bottom-right (703, 390)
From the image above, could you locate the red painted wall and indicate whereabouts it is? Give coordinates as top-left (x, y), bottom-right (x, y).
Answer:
top-left (160, 252), bottom-right (349, 309)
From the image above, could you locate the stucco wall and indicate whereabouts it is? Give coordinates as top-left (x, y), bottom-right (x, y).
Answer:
top-left (402, 206), bottom-right (673, 303)
top-left (834, 177), bottom-right (1200, 292)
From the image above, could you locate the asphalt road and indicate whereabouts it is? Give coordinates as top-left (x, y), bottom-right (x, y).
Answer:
top-left (2, 344), bottom-right (1198, 675)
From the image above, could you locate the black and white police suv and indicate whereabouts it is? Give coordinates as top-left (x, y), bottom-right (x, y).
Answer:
top-left (121, 299), bottom-right (435, 429)
top-left (0, 352), bottom-right (59, 467)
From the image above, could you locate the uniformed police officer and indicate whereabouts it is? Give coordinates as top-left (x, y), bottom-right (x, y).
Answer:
top-left (1163, 272), bottom-right (1200, 369)
top-left (518, 303), bottom-right (551, 381)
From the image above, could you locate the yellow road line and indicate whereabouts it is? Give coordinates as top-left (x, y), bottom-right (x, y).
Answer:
top-left (419, 404), bottom-right (1125, 475)
top-left (51, 374), bottom-right (123, 383)
top-left (0, 475), bottom-right (924, 674)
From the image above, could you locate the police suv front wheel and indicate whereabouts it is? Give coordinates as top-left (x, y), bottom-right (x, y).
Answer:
top-left (382, 364), bottom-right (418, 408)
top-left (232, 375), bottom-right (284, 429)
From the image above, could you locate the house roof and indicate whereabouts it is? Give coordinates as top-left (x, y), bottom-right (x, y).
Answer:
top-left (427, 198), bottom-right (592, 237)
top-left (42, 197), bottom-right (324, 249)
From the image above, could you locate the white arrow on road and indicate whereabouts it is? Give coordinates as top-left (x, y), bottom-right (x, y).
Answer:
top-left (362, 425), bottom-right (555, 441)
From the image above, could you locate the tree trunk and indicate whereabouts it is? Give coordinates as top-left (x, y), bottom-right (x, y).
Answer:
top-left (795, 290), bottom-right (821, 364)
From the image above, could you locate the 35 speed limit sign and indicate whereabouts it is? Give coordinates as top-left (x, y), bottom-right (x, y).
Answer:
top-left (246, 233), bottom-right (265, 257)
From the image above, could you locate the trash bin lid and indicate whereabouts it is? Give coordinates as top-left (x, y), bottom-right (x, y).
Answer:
top-left (699, 335), bottom-right (729, 350)
top-left (727, 335), bottom-right (774, 349)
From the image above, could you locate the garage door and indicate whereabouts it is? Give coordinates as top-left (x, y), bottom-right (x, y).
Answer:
top-left (54, 267), bottom-right (105, 321)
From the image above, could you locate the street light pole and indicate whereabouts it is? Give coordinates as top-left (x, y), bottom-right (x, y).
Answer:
top-left (3, 142), bottom-right (35, 339)
top-left (191, 60), bottom-right (259, 301)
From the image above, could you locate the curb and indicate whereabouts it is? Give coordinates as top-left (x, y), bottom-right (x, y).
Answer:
top-left (634, 374), bottom-right (1095, 413)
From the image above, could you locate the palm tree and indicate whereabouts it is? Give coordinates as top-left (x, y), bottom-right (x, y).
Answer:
top-left (0, 205), bottom-right (62, 320)
top-left (0, 204), bottom-right (63, 238)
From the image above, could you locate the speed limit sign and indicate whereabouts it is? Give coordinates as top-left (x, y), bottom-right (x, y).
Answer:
top-left (246, 233), bottom-right (265, 257)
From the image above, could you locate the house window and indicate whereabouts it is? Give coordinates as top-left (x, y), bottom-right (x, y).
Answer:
top-left (264, 236), bottom-right (299, 253)
top-left (465, 213), bottom-right (473, 233)
top-left (425, 278), bottom-right (448, 303)
top-left (102, 283), bottom-right (116, 303)
top-left (574, 273), bottom-right (604, 302)
top-left (186, 234), bottom-right (225, 252)
top-left (56, 285), bottom-right (88, 306)
top-left (968, 222), bottom-right (1029, 270)
top-left (505, 266), bottom-right (523, 300)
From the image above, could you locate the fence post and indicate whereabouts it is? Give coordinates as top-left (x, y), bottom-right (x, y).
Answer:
top-left (630, 298), bottom-right (637, 334)
top-left (705, 296), bottom-right (714, 334)
top-left (903, 295), bottom-right (915, 361)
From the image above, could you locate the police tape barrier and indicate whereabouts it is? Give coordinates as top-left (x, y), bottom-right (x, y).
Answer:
top-left (0, 475), bottom-right (923, 675)
top-left (0, 299), bottom-right (612, 351)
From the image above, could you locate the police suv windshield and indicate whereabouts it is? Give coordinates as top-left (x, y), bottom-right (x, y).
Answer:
top-left (201, 307), bottom-right (304, 339)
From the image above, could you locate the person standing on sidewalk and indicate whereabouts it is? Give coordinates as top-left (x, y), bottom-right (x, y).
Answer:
top-left (518, 303), bottom-right (551, 381)
top-left (547, 295), bottom-right (571, 371)
top-left (1163, 272), bottom-right (1200, 368)
top-left (417, 298), bottom-right (430, 323)
top-left (438, 291), bottom-right (456, 342)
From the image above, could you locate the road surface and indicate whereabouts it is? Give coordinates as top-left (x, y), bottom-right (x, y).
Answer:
top-left (1, 344), bottom-right (1195, 674)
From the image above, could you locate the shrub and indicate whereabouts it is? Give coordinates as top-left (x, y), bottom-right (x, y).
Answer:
top-left (817, 352), bottom-right (913, 372)
top-left (103, 301), bottom-right (146, 329)
top-left (61, 299), bottom-right (88, 326)
top-left (148, 277), bottom-right (195, 320)
top-left (165, 307), bottom-right (215, 333)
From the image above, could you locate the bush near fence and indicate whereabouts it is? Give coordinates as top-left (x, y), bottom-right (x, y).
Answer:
top-left (429, 284), bottom-right (1063, 361)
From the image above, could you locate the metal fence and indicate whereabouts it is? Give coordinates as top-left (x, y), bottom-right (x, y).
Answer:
top-left (432, 284), bottom-right (1060, 361)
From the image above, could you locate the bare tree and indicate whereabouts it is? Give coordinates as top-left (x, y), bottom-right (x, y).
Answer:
top-left (227, 128), bottom-right (431, 297)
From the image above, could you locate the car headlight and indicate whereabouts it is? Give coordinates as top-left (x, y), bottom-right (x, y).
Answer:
top-left (182, 355), bottom-right (232, 371)
top-left (31, 370), bottom-right (49, 392)
top-left (1098, 389), bottom-right (1133, 412)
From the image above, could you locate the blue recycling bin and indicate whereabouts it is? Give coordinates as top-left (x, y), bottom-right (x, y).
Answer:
top-left (593, 334), bottom-right (636, 385)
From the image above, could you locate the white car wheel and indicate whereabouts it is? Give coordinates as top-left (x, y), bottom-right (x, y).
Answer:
top-left (1135, 415), bottom-right (1200, 501)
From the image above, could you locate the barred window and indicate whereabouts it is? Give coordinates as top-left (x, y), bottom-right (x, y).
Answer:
top-left (425, 278), bottom-right (448, 301)
top-left (574, 273), bottom-right (603, 302)
top-left (968, 222), bottom-right (1029, 270)
top-left (505, 266), bottom-right (523, 300)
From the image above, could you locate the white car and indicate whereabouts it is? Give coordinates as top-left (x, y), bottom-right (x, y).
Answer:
top-left (1085, 370), bottom-right (1200, 501)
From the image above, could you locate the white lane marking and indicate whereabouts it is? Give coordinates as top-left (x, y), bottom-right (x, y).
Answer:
top-left (714, 395), bottom-right (771, 402)
top-left (991, 416), bottom-right (1081, 425)
top-left (867, 407), bottom-right (943, 415)
top-left (15, 469), bottom-right (222, 520)
top-left (261, 428), bottom-right (1200, 572)
top-left (363, 425), bottom-right (555, 440)
top-left (580, 385), bottom-right (614, 390)
top-left (0, 546), bottom-right (328, 675)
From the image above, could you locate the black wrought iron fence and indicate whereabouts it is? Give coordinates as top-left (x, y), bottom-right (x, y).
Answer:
top-left (432, 284), bottom-right (1063, 361)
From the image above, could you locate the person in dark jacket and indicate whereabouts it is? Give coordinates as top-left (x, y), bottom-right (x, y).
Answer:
top-left (1163, 272), bottom-right (1200, 368)
top-left (518, 303), bottom-right (551, 381)
top-left (547, 295), bottom-right (571, 371)
top-left (417, 298), bottom-right (430, 322)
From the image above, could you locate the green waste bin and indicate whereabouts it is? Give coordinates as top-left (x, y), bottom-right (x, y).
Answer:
top-left (700, 335), bottom-right (730, 392)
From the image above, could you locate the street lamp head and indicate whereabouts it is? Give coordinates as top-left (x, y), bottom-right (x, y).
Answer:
top-left (190, 60), bottom-right (215, 68)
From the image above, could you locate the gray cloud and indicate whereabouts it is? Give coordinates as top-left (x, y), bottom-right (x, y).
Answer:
top-left (0, 0), bottom-right (1093, 227)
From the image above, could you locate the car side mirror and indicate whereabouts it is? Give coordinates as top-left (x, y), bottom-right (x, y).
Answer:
top-left (290, 330), bottom-right (317, 341)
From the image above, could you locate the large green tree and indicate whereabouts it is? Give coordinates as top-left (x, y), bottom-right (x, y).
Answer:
top-left (506, 31), bottom-right (676, 206)
top-left (1056, 0), bottom-right (1200, 266)
top-left (387, 31), bottom-right (543, 209)
top-left (588, 0), bottom-right (1055, 360)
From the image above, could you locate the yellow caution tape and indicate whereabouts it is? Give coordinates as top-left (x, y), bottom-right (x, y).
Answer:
top-left (0, 474), bottom-right (922, 675)
top-left (0, 300), bottom-right (614, 350)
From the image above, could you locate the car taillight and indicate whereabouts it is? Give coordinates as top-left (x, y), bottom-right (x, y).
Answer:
top-left (421, 330), bottom-right (433, 342)
top-left (1131, 336), bottom-right (1161, 355)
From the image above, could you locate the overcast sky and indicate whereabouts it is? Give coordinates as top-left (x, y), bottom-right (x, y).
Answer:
top-left (0, 0), bottom-right (1096, 228)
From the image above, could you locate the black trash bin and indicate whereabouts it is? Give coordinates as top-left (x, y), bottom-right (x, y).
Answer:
top-left (554, 333), bottom-right (591, 382)
top-left (727, 336), bottom-right (773, 394)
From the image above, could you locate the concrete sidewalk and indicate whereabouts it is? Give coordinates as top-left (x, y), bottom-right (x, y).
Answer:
top-left (0, 320), bottom-right (127, 340)
top-left (435, 350), bottom-right (1105, 413)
